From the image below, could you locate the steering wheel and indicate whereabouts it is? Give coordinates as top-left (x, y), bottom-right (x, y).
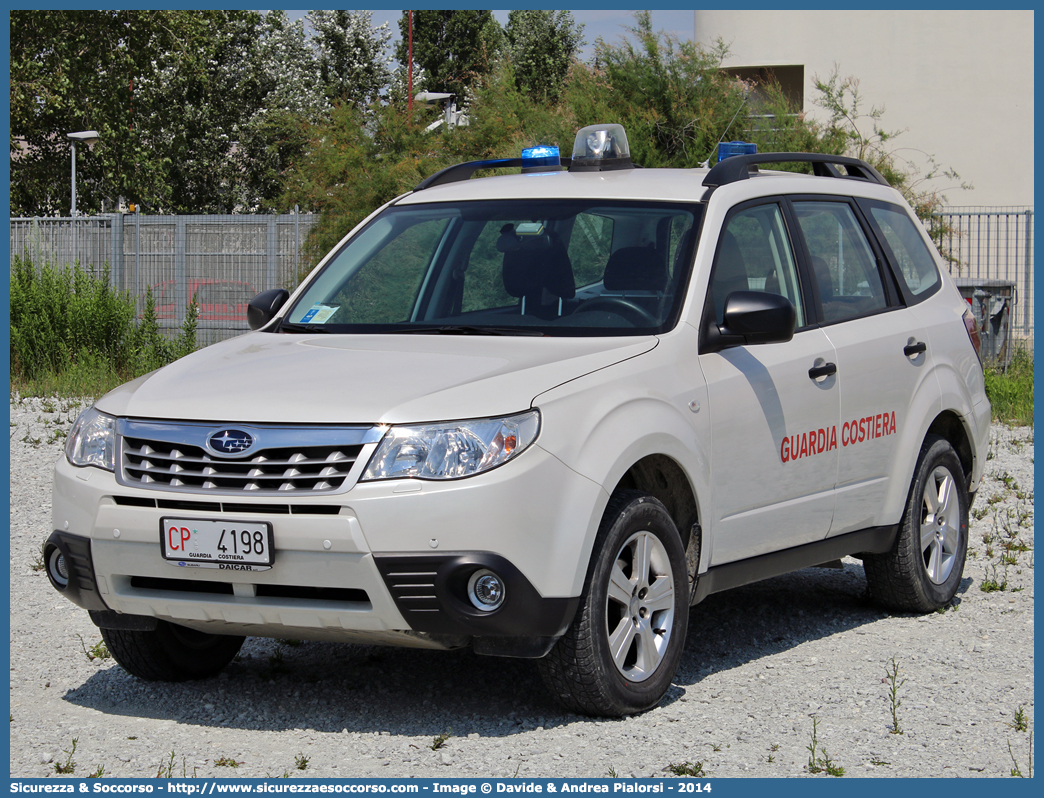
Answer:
top-left (576, 296), bottom-right (659, 327)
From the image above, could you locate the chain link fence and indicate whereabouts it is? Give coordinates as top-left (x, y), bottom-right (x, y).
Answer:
top-left (11, 213), bottom-right (320, 345)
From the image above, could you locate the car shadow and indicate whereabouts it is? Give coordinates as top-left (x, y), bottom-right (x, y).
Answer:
top-left (62, 561), bottom-right (970, 735)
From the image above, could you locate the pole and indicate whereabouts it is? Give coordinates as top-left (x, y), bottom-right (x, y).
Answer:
top-left (408, 11), bottom-right (413, 115)
top-left (70, 141), bottom-right (77, 217)
top-left (1024, 209), bottom-right (1033, 337)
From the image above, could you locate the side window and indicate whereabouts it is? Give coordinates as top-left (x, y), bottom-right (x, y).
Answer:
top-left (793, 201), bottom-right (887, 323)
top-left (710, 203), bottom-right (805, 327)
top-left (568, 212), bottom-right (615, 287)
top-left (461, 220), bottom-right (521, 313)
top-left (867, 203), bottom-right (941, 298)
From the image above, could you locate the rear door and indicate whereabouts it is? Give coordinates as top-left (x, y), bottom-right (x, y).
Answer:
top-left (790, 197), bottom-right (933, 535)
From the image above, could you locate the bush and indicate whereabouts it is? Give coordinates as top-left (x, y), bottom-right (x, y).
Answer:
top-left (10, 255), bottom-right (200, 397)
top-left (10, 255), bottom-right (136, 381)
top-left (984, 347), bottom-right (1034, 426)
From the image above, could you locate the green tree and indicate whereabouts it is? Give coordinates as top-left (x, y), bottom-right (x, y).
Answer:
top-left (10, 9), bottom-right (337, 215)
top-left (10, 10), bottom-right (214, 215)
top-left (504, 11), bottom-right (585, 103)
top-left (395, 10), bottom-right (501, 100)
top-left (235, 11), bottom-right (326, 211)
top-left (309, 10), bottom-right (392, 108)
top-left (585, 12), bottom-right (750, 167)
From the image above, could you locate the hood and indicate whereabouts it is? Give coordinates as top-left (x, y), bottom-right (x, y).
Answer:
top-left (96, 332), bottom-right (657, 424)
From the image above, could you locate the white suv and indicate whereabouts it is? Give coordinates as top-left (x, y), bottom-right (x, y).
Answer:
top-left (49, 124), bottom-right (990, 717)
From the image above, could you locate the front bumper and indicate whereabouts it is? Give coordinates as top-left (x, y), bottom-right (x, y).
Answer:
top-left (49, 444), bottom-right (602, 655)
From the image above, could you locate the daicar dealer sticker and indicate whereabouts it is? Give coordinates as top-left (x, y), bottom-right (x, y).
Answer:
top-left (781, 410), bottom-right (897, 463)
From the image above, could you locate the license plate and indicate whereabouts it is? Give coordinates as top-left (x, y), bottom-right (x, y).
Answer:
top-left (160, 517), bottom-right (273, 570)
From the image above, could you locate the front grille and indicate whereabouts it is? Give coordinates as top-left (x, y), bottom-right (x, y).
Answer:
top-left (117, 420), bottom-right (383, 495)
top-left (122, 438), bottom-right (359, 492)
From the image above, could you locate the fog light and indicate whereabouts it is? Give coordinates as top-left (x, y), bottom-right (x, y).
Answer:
top-left (48, 547), bottom-right (69, 587)
top-left (467, 569), bottom-right (505, 611)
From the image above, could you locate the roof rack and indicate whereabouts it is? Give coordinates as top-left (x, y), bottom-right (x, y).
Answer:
top-left (702, 152), bottom-right (889, 188)
top-left (415, 158), bottom-right (521, 191)
top-left (414, 155), bottom-right (578, 191)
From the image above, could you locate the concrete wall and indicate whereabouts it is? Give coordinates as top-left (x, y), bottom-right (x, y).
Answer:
top-left (695, 10), bottom-right (1034, 208)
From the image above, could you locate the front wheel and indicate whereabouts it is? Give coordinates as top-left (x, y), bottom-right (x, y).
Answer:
top-left (101, 620), bottom-right (244, 681)
top-left (863, 434), bottom-right (969, 612)
top-left (539, 491), bottom-right (689, 716)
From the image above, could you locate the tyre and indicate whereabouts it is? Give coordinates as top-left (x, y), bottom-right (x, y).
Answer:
top-left (864, 434), bottom-right (969, 612)
top-left (539, 490), bottom-right (689, 716)
top-left (101, 621), bottom-right (244, 681)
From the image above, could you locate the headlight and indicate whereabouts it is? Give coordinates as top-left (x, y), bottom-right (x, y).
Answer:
top-left (65, 407), bottom-right (116, 471)
top-left (361, 410), bottom-right (540, 481)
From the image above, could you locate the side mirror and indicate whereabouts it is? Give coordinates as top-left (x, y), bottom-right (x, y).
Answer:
top-left (720, 291), bottom-right (797, 345)
top-left (701, 291), bottom-right (796, 354)
top-left (247, 288), bottom-right (290, 330)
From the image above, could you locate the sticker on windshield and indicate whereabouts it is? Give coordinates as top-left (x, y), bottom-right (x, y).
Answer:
top-left (300, 304), bottom-right (338, 324)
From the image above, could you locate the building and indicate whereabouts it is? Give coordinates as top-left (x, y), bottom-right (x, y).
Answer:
top-left (695, 10), bottom-right (1034, 209)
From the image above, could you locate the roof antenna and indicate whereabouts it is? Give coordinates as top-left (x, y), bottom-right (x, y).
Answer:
top-left (700, 88), bottom-right (750, 168)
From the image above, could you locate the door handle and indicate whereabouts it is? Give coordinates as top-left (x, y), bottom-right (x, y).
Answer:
top-left (904, 341), bottom-right (927, 357)
top-left (808, 362), bottom-right (837, 380)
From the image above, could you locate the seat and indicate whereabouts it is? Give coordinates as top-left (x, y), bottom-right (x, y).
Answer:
top-left (603, 246), bottom-right (669, 292)
top-left (502, 235), bottom-right (575, 318)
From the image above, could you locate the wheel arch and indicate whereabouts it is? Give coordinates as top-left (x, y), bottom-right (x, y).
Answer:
top-left (926, 410), bottom-right (975, 484)
top-left (611, 454), bottom-right (700, 550)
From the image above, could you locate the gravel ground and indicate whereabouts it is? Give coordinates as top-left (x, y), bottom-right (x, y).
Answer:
top-left (9, 395), bottom-right (1034, 779)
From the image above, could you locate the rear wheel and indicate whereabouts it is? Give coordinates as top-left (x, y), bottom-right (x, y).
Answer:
top-left (864, 434), bottom-right (969, 612)
top-left (101, 621), bottom-right (244, 681)
top-left (539, 491), bottom-right (689, 716)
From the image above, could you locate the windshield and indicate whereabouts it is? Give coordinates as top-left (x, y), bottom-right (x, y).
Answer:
top-left (283, 199), bottom-right (701, 336)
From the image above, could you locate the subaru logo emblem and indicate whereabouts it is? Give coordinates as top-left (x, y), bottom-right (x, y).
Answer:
top-left (207, 429), bottom-right (255, 456)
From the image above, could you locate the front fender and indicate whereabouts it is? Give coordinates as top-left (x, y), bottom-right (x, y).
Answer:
top-left (533, 332), bottom-right (711, 587)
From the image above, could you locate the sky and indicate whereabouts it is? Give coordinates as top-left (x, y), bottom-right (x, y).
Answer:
top-left (274, 9), bottom-right (698, 62)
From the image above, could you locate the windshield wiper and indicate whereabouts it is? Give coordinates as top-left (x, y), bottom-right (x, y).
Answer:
top-left (398, 325), bottom-right (544, 336)
top-left (277, 322), bottom-right (331, 334)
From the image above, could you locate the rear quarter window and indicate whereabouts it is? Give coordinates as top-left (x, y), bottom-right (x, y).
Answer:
top-left (866, 202), bottom-right (941, 299)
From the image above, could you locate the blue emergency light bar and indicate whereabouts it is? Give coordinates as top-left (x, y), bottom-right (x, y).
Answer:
top-left (718, 141), bottom-right (758, 163)
top-left (521, 145), bottom-right (561, 173)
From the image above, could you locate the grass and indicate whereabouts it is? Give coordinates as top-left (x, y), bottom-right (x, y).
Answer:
top-left (430, 730), bottom-right (452, 751)
top-left (806, 716), bottom-right (844, 777)
top-left (1010, 705), bottom-right (1029, 733)
top-left (984, 347), bottom-right (1033, 426)
top-left (54, 738), bottom-right (77, 774)
top-left (77, 634), bottom-right (111, 663)
top-left (295, 754), bottom-right (309, 770)
top-left (885, 657), bottom-right (905, 735)
top-left (666, 761), bottom-right (706, 777)
top-left (980, 564), bottom-right (1010, 593)
top-left (1008, 732), bottom-right (1033, 778)
top-left (214, 756), bottom-right (242, 768)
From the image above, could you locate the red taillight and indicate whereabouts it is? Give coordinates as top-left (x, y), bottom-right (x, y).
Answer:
top-left (962, 307), bottom-right (982, 364)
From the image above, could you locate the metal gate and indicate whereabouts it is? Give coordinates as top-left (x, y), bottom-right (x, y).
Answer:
top-left (931, 206), bottom-right (1034, 348)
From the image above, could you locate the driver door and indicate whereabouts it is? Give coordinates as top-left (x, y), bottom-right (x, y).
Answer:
top-left (698, 201), bottom-right (839, 565)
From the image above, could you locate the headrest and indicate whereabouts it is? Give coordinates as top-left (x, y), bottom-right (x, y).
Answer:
top-left (502, 234), bottom-right (575, 300)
